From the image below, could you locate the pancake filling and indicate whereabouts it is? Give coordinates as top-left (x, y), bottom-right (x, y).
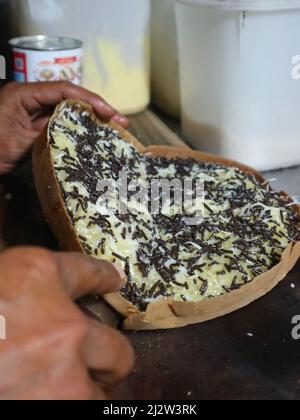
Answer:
top-left (49, 102), bottom-right (300, 310)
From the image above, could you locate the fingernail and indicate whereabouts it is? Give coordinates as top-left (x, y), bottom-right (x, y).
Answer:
top-left (113, 263), bottom-right (126, 281)
top-left (113, 115), bottom-right (129, 127)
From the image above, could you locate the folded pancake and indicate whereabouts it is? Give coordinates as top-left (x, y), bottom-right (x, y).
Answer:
top-left (33, 101), bottom-right (300, 330)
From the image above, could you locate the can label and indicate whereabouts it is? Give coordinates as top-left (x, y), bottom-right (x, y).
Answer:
top-left (12, 48), bottom-right (83, 84)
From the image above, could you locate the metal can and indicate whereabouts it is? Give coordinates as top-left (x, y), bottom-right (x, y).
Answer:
top-left (9, 35), bottom-right (83, 85)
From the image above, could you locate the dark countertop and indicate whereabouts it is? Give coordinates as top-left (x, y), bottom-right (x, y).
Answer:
top-left (114, 114), bottom-right (300, 401)
top-left (115, 164), bottom-right (300, 401)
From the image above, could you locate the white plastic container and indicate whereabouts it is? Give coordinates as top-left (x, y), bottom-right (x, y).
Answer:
top-left (9, 0), bottom-right (151, 115)
top-left (176, 0), bottom-right (300, 170)
top-left (151, 0), bottom-right (181, 118)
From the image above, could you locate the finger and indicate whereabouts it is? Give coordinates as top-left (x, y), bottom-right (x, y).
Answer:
top-left (19, 82), bottom-right (129, 127)
top-left (31, 116), bottom-right (50, 133)
top-left (54, 252), bottom-right (126, 299)
top-left (83, 319), bottom-right (134, 386)
top-left (5, 364), bottom-right (103, 401)
top-left (112, 114), bottom-right (129, 129)
top-left (30, 107), bottom-right (54, 133)
top-left (21, 81), bottom-right (114, 116)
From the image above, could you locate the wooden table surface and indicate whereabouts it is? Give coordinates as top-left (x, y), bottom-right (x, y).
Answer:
top-left (0, 110), bottom-right (299, 400)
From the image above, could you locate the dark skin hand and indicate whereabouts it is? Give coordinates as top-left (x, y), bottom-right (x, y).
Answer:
top-left (0, 248), bottom-right (134, 400)
top-left (0, 81), bottom-right (129, 175)
top-left (0, 82), bottom-right (133, 400)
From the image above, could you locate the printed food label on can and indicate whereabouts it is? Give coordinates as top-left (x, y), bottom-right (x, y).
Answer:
top-left (12, 48), bottom-right (83, 85)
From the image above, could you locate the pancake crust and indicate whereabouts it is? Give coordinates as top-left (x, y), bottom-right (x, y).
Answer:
top-left (33, 100), bottom-right (300, 330)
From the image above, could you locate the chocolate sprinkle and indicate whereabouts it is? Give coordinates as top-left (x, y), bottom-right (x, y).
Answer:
top-left (50, 102), bottom-right (300, 311)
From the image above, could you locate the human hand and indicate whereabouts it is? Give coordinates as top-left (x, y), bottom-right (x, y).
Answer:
top-left (0, 247), bottom-right (134, 400)
top-left (0, 82), bottom-right (128, 175)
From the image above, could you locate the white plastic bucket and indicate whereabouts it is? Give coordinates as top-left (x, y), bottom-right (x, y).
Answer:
top-left (176, 0), bottom-right (300, 170)
top-left (9, 0), bottom-right (151, 115)
top-left (151, 0), bottom-right (181, 118)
